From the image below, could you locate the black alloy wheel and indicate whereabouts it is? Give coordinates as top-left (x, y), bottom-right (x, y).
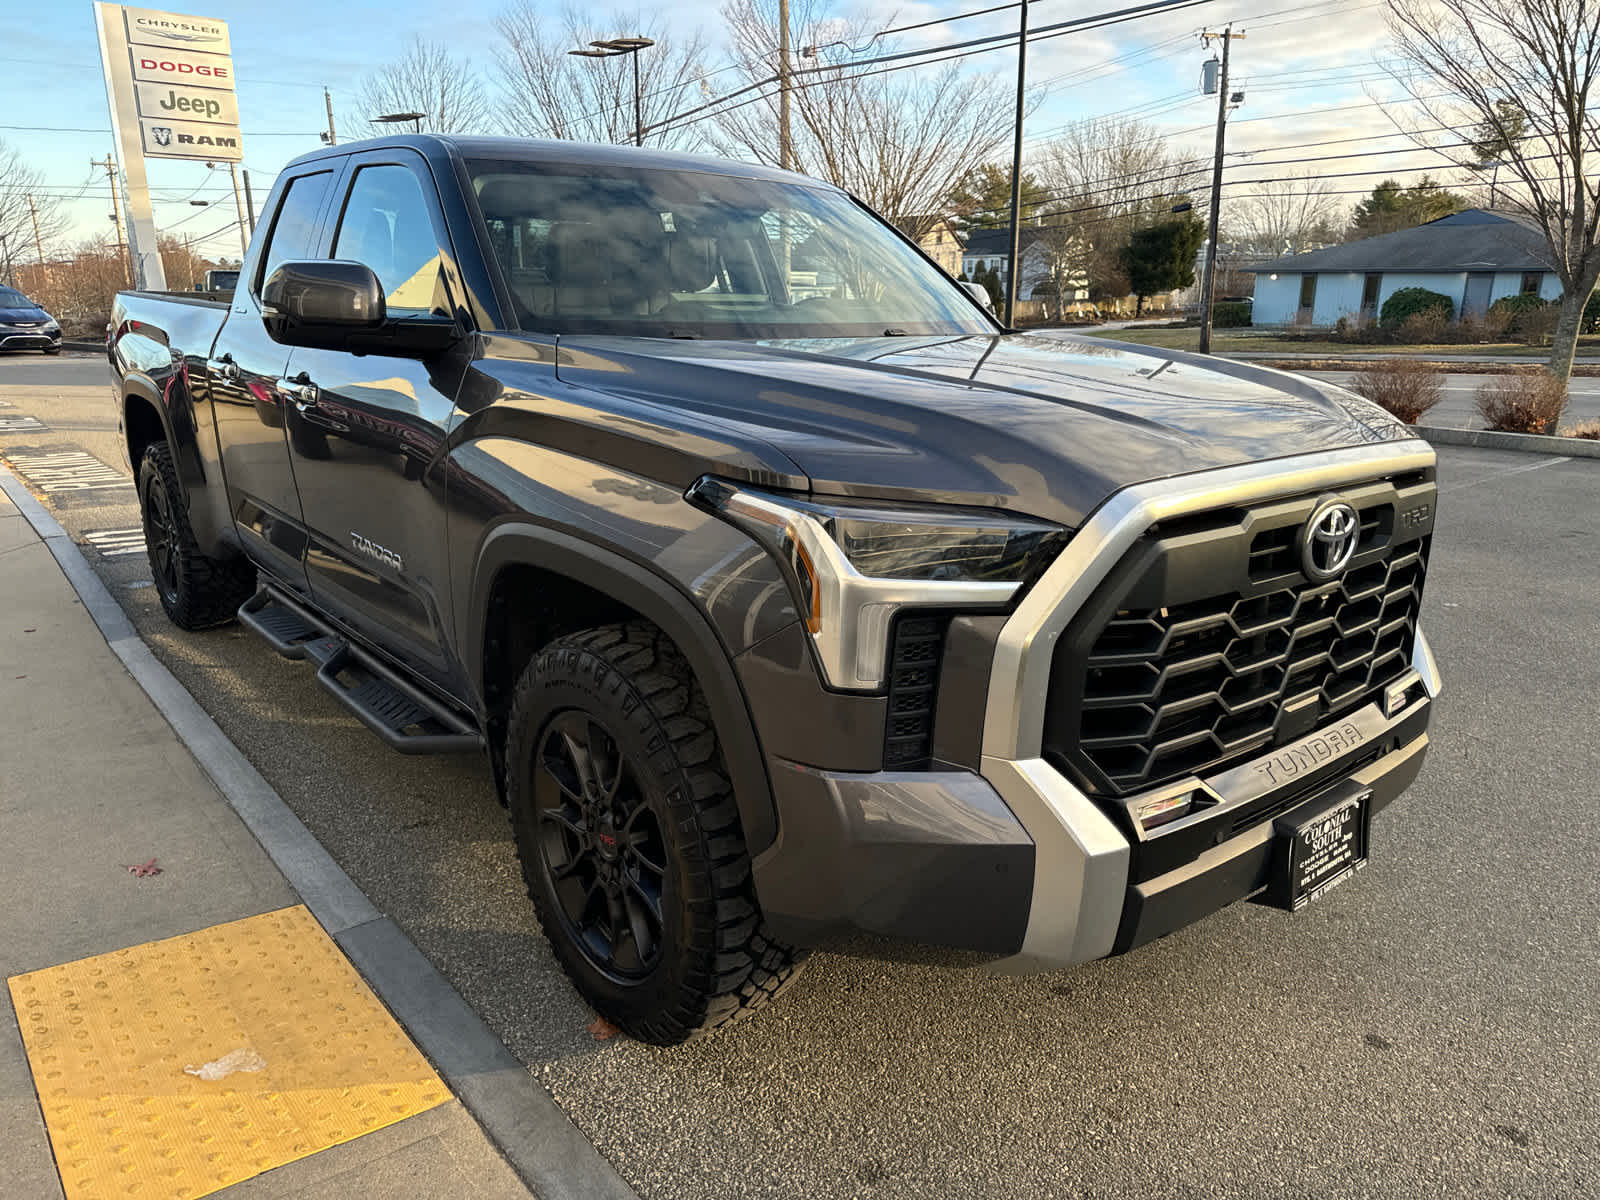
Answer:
top-left (135, 441), bottom-right (256, 629)
top-left (534, 711), bottom-right (669, 982)
top-left (141, 465), bottom-right (182, 607)
top-left (504, 622), bottom-right (805, 1043)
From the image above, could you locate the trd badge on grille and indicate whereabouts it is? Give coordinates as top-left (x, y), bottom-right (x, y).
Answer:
top-left (1300, 499), bottom-right (1360, 581)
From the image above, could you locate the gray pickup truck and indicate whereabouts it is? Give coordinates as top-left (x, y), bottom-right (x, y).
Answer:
top-left (109, 134), bottom-right (1440, 1043)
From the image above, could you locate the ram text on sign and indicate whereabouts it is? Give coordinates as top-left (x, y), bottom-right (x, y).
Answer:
top-left (131, 44), bottom-right (235, 91)
top-left (135, 80), bottom-right (238, 125)
top-left (123, 5), bottom-right (231, 55)
top-left (139, 115), bottom-right (242, 161)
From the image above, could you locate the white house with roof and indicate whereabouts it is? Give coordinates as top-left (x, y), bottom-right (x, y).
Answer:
top-left (1244, 210), bottom-right (1563, 327)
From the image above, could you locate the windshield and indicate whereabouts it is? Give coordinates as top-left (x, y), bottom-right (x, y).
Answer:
top-left (0, 287), bottom-right (34, 308)
top-left (468, 158), bottom-right (992, 339)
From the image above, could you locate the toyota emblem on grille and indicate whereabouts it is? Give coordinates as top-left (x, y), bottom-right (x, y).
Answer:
top-left (1300, 499), bottom-right (1360, 580)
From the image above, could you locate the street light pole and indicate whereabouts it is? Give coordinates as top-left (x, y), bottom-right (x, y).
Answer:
top-left (570, 37), bottom-right (655, 147)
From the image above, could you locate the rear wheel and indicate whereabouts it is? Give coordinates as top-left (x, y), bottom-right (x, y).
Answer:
top-left (137, 440), bottom-right (256, 629)
top-left (505, 622), bottom-right (804, 1044)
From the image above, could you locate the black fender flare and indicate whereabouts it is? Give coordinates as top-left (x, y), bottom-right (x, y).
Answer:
top-left (122, 373), bottom-right (227, 549)
top-left (466, 521), bottom-right (779, 855)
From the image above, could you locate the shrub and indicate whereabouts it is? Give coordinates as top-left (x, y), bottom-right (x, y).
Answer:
top-left (1346, 359), bottom-right (1445, 424)
top-left (1515, 302), bottom-right (1561, 346)
top-left (1488, 292), bottom-right (1552, 333)
top-left (1584, 290), bottom-right (1600, 335)
top-left (1381, 286), bottom-right (1454, 328)
top-left (1561, 419), bottom-right (1600, 440)
top-left (1396, 309), bottom-right (1451, 344)
top-left (1475, 373), bottom-right (1569, 433)
top-left (1213, 300), bottom-right (1252, 328)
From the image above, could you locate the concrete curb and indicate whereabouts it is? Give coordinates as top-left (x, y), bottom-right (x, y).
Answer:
top-left (1409, 424), bottom-right (1600, 458)
top-left (0, 465), bottom-right (637, 1200)
top-left (61, 340), bottom-right (104, 353)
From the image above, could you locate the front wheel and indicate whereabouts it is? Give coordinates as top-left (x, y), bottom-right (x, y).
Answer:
top-left (505, 622), bottom-right (805, 1044)
top-left (137, 441), bottom-right (256, 629)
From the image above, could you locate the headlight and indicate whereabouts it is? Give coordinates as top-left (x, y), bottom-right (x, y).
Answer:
top-left (690, 478), bottom-right (1067, 690)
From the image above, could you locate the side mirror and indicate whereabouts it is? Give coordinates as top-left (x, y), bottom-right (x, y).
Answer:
top-left (959, 280), bottom-right (995, 313)
top-left (262, 260), bottom-right (460, 356)
top-left (262, 260), bottom-right (385, 347)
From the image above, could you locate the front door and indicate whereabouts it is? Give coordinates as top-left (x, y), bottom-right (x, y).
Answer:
top-left (207, 167), bottom-right (339, 597)
top-left (1463, 272), bottom-right (1495, 320)
top-left (280, 151), bottom-right (469, 690)
top-left (1297, 274), bottom-right (1318, 324)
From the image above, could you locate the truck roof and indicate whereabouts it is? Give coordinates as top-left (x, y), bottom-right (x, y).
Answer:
top-left (281, 133), bottom-right (835, 190)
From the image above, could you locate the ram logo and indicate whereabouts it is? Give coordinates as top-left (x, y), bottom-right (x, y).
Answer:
top-left (151, 126), bottom-right (174, 147)
top-left (351, 532), bottom-right (403, 572)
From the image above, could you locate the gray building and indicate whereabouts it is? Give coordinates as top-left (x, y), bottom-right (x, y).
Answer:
top-left (1245, 210), bottom-right (1561, 327)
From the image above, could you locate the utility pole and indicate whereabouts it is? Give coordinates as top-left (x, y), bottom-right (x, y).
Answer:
top-left (323, 87), bottom-right (338, 145)
top-left (242, 169), bottom-right (257, 235)
top-left (95, 155), bottom-right (132, 287)
top-left (778, 0), bottom-right (792, 171)
top-left (0, 235), bottom-right (13, 288)
top-left (27, 194), bottom-right (47, 270)
top-left (228, 162), bottom-right (250, 256)
top-left (1197, 26), bottom-right (1243, 355)
top-left (778, 0), bottom-right (793, 284)
top-left (1003, 0), bottom-right (1030, 327)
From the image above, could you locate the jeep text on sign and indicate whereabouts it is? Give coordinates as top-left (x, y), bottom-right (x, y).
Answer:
top-left (135, 81), bottom-right (238, 125)
top-left (130, 44), bottom-right (235, 91)
top-left (139, 115), bottom-right (242, 161)
top-left (123, 4), bottom-right (232, 55)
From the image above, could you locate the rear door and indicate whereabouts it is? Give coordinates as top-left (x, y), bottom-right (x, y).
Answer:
top-left (279, 149), bottom-right (469, 689)
top-left (208, 166), bottom-right (338, 597)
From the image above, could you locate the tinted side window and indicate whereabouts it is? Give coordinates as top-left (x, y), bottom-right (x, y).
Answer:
top-left (257, 171), bottom-right (332, 292)
top-left (333, 165), bottom-right (443, 317)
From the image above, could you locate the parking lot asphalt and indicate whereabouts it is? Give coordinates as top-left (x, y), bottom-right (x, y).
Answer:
top-left (5, 352), bottom-right (1598, 1199)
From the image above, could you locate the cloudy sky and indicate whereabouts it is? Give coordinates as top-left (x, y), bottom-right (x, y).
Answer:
top-left (0, 0), bottom-right (1469, 261)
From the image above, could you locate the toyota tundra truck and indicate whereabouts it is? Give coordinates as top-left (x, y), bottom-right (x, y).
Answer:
top-left (108, 135), bottom-right (1440, 1044)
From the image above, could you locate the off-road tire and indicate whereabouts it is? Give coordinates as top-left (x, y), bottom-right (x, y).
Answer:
top-left (137, 440), bottom-right (256, 630)
top-left (506, 621), bottom-right (805, 1044)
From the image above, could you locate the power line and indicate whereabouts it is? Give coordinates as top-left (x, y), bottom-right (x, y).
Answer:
top-left (646, 0), bottom-right (1218, 137)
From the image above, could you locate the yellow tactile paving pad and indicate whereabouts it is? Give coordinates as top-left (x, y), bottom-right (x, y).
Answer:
top-left (7, 906), bottom-right (448, 1200)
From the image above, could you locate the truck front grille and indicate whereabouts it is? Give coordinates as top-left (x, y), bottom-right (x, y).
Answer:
top-left (1042, 476), bottom-right (1434, 798)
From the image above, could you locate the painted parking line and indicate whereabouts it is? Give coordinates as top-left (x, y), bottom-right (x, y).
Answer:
top-left (7, 905), bottom-right (449, 1200)
top-left (82, 526), bottom-right (146, 558)
top-left (1, 448), bottom-right (130, 493)
top-left (0, 415), bottom-right (49, 432)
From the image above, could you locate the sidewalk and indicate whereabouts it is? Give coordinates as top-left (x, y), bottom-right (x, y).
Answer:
top-left (0, 482), bottom-right (535, 1198)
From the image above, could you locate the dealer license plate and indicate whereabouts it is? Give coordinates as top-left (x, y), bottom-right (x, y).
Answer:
top-left (1263, 785), bottom-right (1371, 911)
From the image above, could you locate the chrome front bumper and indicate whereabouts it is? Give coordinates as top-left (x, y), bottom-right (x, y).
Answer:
top-left (975, 440), bottom-right (1441, 971)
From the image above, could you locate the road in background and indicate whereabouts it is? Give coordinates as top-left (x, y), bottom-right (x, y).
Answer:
top-left (1305, 370), bottom-right (1600, 431)
top-left (5, 352), bottom-right (1598, 1199)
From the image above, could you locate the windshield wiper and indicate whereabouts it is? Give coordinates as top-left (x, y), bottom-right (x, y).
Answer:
top-left (882, 327), bottom-right (909, 336)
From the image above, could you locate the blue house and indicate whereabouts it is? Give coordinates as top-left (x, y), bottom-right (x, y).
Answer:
top-left (1244, 210), bottom-right (1562, 327)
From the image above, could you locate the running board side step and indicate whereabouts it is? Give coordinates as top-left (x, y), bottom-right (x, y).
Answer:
top-left (238, 587), bottom-right (484, 755)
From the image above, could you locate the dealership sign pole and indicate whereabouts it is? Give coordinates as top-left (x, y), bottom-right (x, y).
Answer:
top-left (94, 5), bottom-right (245, 289)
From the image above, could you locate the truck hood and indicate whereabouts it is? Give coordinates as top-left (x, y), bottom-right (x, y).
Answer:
top-left (553, 331), bottom-right (1409, 529)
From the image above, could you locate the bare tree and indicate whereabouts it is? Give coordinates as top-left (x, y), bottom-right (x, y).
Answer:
top-left (1036, 117), bottom-right (1205, 300)
top-left (494, 5), bottom-right (709, 148)
top-left (1386, 0), bottom-right (1600, 390)
top-left (0, 141), bottom-right (69, 276)
top-left (1226, 170), bottom-right (1346, 256)
top-left (355, 37), bottom-right (489, 134)
top-left (705, 0), bottom-right (1015, 236)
